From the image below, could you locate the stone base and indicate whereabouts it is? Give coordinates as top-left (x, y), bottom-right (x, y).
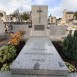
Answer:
top-left (11, 69), bottom-right (68, 76)
top-left (1, 71), bottom-right (77, 77)
top-left (11, 74), bottom-right (67, 77)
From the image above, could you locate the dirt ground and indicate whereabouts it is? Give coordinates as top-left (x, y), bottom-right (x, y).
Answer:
top-left (52, 41), bottom-right (77, 69)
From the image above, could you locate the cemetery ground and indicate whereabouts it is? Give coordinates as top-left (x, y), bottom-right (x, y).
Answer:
top-left (0, 30), bottom-right (77, 74)
top-left (0, 40), bottom-right (25, 70)
top-left (0, 30), bottom-right (26, 71)
top-left (52, 41), bottom-right (77, 72)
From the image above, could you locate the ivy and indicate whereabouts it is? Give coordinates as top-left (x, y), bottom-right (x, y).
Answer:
top-left (1, 62), bottom-right (13, 71)
top-left (0, 46), bottom-right (16, 63)
top-left (65, 62), bottom-right (77, 72)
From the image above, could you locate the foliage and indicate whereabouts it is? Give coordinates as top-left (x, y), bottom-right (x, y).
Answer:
top-left (73, 30), bottom-right (77, 37)
top-left (62, 30), bottom-right (73, 59)
top-left (9, 30), bottom-right (25, 46)
top-left (0, 46), bottom-right (16, 63)
top-left (74, 11), bottom-right (77, 20)
top-left (21, 12), bottom-right (30, 20)
top-left (0, 42), bottom-right (7, 45)
top-left (62, 30), bottom-right (77, 60)
top-left (65, 62), bottom-right (77, 72)
top-left (19, 30), bottom-right (25, 35)
top-left (0, 30), bottom-right (25, 71)
top-left (51, 40), bottom-right (54, 42)
top-left (25, 39), bottom-right (28, 43)
top-left (60, 40), bottom-right (64, 43)
top-left (1, 62), bottom-right (13, 71)
top-left (1, 64), bottom-right (10, 71)
top-left (11, 9), bottom-right (20, 21)
top-left (57, 18), bottom-right (62, 21)
top-left (11, 9), bottom-right (30, 21)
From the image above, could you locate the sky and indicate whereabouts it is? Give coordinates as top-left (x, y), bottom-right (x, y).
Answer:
top-left (0, 0), bottom-right (77, 18)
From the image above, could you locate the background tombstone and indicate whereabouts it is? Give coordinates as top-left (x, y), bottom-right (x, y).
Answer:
top-left (49, 25), bottom-right (67, 40)
top-left (0, 17), bottom-right (6, 40)
top-left (50, 25), bottom-right (67, 36)
top-left (31, 5), bottom-right (48, 36)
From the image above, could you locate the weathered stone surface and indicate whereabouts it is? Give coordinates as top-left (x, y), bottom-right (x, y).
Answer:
top-left (12, 24), bottom-right (29, 35)
top-left (0, 18), bottom-right (5, 35)
top-left (0, 17), bottom-right (7, 40)
top-left (34, 25), bottom-right (45, 30)
top-left (32, 5), bottom-right (48, 36)
top-left (0, 71), bottom-right (77, 77)
top-left (11, 37), bottom-right (68, 76)
top-left (50, 25), bottom-right (67, 36)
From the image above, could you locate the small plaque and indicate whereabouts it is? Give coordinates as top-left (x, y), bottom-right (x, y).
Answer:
top-left (34, 25), bottom-right (44, 30)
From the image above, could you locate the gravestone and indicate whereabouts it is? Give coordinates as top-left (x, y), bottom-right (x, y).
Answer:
top-left (0, 17), bottom-right (6, 40)
top-left (0, 17), bottom-right (4, 35)
top-left (50, 25), bottom-right (67, 36)
top-left (11, 37), bottom-right (68, 77)
top-left (11, 5), bottom-right (68, 77)
top-left (12, 24), bottom-right (29, 35)
top-left (32, 5), bottom-right (48, 36)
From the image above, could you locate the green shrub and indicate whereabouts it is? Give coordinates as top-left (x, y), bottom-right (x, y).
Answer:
top-left (51, 40), bottom-right (54, 42)
top-left (25, 39), bottom-right (28, 43)
top-left (60, 40), bottom-right (64, 43)
top-left (62, 30), bottom-right (77, 60)
top-left (1, 62), bottom-right (13, 71)
top-left (1, 64), bottom-right (10, 71)
top-left (0, 46), bottom-right (16, 63)
top-left (65, 62), bottom-right (77, 72)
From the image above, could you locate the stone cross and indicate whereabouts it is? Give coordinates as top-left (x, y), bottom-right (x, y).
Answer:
top-left (37, 7), bottom-right (43, 24)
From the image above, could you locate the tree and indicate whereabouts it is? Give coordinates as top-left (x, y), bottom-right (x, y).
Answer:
top-left (74, 12), bottom-right (77, 20)
top-left (71, 30), bottom-right (77, 60)
top-left (73, 30), bottom-right (77, 38)
top-left (57, 18), bottom-right (62, 21)
top-left (11, 9), bottom-right (30, 21)
top-left (21, 12), bottom-right (30, 20)
top-left (62, 30), bottom-right (73, 58)
top-left (62, 30), bottom-right (77, 60)
top-left (12, 9), bottom-right (21, 21)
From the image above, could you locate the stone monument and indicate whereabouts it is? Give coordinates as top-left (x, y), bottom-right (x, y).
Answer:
top-left (31, 5), bottom-right (48, 36)
top-left (50, 25), bottom-right (67, 36)
top-left (11, 5), bottom-right (68, 77)
top-left (0, 17), bottom-right (4, 35)
top-left (0, 11), bottom-right (8, 22)
top-left (0, 17), bottom-right (5, 40)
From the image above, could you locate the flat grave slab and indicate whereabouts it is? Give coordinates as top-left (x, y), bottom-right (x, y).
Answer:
top-left (11, 37), bottom-right (68, 76)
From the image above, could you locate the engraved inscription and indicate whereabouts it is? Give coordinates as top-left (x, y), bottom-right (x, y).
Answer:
top-left (25, 53), bottom-right (53, 55)
top-left (32, 59), bottom-right (45, 62)
top-left (32, 48), bottom-right (47, 50)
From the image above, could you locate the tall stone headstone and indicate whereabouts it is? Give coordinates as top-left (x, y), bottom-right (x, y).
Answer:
top-left (32, 5), bottom-right (48, 36)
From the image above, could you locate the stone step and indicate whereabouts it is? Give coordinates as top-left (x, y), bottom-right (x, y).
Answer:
top-left (0, 71), bottom-right (77, 77)
top-left (10, 37), bottom-right (68, 76)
